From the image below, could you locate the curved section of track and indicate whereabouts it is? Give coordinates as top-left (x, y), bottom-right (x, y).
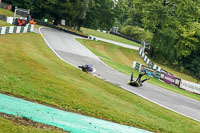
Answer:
top-left (40, 28), bottom-right (200, 122)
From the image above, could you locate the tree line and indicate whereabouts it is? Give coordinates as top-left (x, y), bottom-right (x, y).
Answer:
top-left (118, 0), bottom-right (200, 79)
top-left (3, 0), bottom-right (200, 79)
top-left (3, 0), bottom-right (121, 30)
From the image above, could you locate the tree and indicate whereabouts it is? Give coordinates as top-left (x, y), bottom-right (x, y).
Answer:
top-left (141, 0), bottom-right (179, 63)
top-left (174, 22), bottom-right (200, 59)
top-left (178, 22), bottom-right (200, 77)
top-left (42, 0), bottom-right (70, 25)
top-left (121, 0), bottom-right (200, 77)
top-left (124, 0), bottom-right (144, 27)
top-left (3, 0), bottom-right (34, 11)
top-left (141, 0), bottom-right (200, 64)
top-left (83, 0), bottom-right (116, 30)
top-left (69, 0), bottom-right (90, 30)
top-left (113, 0), bottom-right (128, 28)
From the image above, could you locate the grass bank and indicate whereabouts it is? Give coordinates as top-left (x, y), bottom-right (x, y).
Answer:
top-left (0, 20), bottom-right (13, 27)
top-left (59, 25), bottom-right (88, 37)
top-left (81, 27), bottom-right (141, 47)
top-left (1, 33), bottom-right (200, 133)
top-left (77, 39), bottom-right (200, 101)
top-left (0, 8), bottom-right (14, 16)
top-left (0, 115), bottom-right (65, 133)
top-left (34, 24), bottom-right (43, 29)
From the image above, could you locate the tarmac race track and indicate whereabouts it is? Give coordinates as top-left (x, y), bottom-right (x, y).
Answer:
top-left (40, 28), bottom-right (200, 122)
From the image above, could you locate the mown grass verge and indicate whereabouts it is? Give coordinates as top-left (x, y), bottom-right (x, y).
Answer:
top-left (81, 27), bottom-right (141, 47)
top-left (0, 115), bottom-right (66, 133)
top-left (0, 20), bottom-right (13, 27)
top-left (76, 39), bottom-right (200, 102)
top-left (34, 24), bottom-right (43, 29)
top-left (0, 8), bottom-right (14, 16)
top-left (59, 25), bottom-right (88, 37)
top-left (0, 33), bottom-right (200, 133)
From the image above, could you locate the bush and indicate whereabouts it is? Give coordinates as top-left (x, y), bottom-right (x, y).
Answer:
top-left (120, 25), bottom-right (133, 36)
top-left (121, 25), bottom-right (153, 42)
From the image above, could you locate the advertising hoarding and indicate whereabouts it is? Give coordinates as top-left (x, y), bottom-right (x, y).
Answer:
top-left (180, 80), bottom-right (200, 95)
top-left (160, 73), bottom-right (181, 87)
top-left (140, 65), bottom-right (156, 77)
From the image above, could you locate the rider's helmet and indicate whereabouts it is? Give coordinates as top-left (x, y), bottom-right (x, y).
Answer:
top-left (88, 64), bottom-right (92, 68)
top-left (87, 64), bottom-right (93, 71)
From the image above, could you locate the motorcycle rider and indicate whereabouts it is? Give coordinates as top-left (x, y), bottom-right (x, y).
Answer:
top-left (128, 71), bottom-right (149, 87)
top-left (78, 64), bottom-right (94, 73)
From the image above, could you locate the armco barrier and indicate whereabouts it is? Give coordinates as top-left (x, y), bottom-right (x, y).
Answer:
top-left (139, 47), bottom-right (162, 72)
top-left (5, 17), bottom-right (14, 24)
top-left (180, 80), bottom-right (200, 95)
top-left (0, 15), bottom-right (6, 21)
top-left (0, 24), bottom-right (34, 35)
top-left (97, 30), bottom-right (109, 33)
top-left (160, 72), bottom-right (181, 87)
top-left (88, 35), bottom-right (98, 41)
top-left (132, 61), bottom-right (142, 71)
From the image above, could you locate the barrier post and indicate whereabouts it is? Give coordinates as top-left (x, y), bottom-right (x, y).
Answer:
top-left (5, 27), bottom-right (9, 34)
top-left (13, 26), bottom-right (17, 33)
top-left (20, 26), bottom-right (24, 33)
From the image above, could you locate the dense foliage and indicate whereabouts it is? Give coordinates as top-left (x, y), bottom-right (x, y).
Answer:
top-left (118, 0), bottom-right (200, 79)
top-left (121, 25), bottom-right (152, 42)
top-left (3, 0), bottom-right (119, 30)
top-left (2, 0), bottom-right (200, 79)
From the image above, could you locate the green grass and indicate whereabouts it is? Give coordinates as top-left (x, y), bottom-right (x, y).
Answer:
top-left (0, 116), bottom-right (64, 133)
top-left (81, 27), bottom-right (141, 47)
top-left (0, 8), bottom-right (14, 16)
top-left (77, 39), bottom-right (200, 101)
top-left (1, 33), bottom-right (200, 133)
top-left (34, 24), bottom-right (42, 29)
top-left (59, 25), bottom-right (88, 36)
top-left (0, 20), bottom-right (13, 27)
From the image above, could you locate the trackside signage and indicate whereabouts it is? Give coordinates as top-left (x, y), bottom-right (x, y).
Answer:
top-left (160, 73), bottom-right (181, 87)
top-left (132, 61), bottom-right (161, 79)
top-left (140, 65), bottom-right (156, 77)
top-left (180, 80), bottom-right (200, 95)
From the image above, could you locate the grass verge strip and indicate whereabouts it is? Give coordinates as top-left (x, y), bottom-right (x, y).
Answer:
top-left (0, 113), bottom-right (66, 133)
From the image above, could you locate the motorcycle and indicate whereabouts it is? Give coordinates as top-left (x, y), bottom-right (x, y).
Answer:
top-left (78, 64), bottom-right (96, 73)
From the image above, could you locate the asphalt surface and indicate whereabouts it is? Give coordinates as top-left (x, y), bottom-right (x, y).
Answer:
top-left (40, 28), bottom-right (200, 122)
